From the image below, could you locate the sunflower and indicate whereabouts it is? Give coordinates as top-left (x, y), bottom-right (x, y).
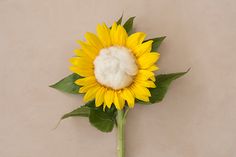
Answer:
top-left (69, 22), bottom-right (160, 110)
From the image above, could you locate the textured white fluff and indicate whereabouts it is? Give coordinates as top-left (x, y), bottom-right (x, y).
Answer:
top-left (94, 46), bottom-right (138, 90)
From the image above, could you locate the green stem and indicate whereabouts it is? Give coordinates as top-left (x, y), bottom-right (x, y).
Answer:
top-left (116, 109), bottom-right (126, 157)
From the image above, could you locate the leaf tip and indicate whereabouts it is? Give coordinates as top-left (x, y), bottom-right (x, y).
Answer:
top-left (117, 13), bottom-right (124, 25)
top-left (186, 67), bottom-right (191, 73)
top-left (183, 68), bottom-right (191, 75)
top-left (130, 16), bottom-right (136, 20)
top-left (51, 119), bottom-right (62, 131)
top-left (49, 84), bottom-right (56, 88)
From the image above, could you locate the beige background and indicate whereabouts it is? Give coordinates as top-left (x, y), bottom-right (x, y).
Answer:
top-left (1, 0), bottom-right (236, 156)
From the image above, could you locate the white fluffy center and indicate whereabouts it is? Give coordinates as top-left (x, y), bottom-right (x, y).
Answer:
top-left (94, 46), bottom-right (138, 90)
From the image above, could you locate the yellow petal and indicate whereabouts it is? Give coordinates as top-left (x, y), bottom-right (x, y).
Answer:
top-left (121, 88), bottom-right (135, 108)
top-left (130, 84), bottom-right (150, 102)
top-left (77, 41), bottom-right (98, 60)
top-left (73, 49), bottom-right (84, 57)
top-left (73, 49), bottom-right (93, 63)
top-left (83, 84), bottom-right (101, 102)
top-left (135, 70), bottom-right (155, 81)
top-left (135, 80), bottom-right (156, 88)
top-left (112, 25), bottom-right (127, 46)
top-left (69, 57), bottom-right (93, 68)
top-left (126, 32), bottom-right (146, 50)
top-left (104, 89), bottom-right (114, 108)
top-left (137, 53), bottom-right (160, 69)
top-left (96, 23), bottom-right (111, 47)
top-left (146, 65), bottom-right (159, 71)
top-left (95, 87), bottom-right (106, 107)
top-left (69, 66), bottom-right (94, 77)
top-left (79, 82), bottom-right (98, 93)
top-left (114, 92), bottom-right (125, 110)
top-left (75, 76), bottom-right (96, 86)
top-left (135, 95), bottom-right (149, 102)
top-left (133, 40), bottom-right (153, 57)
top-left (133, 83), bottom-right (151, 96)
top-left (110, 22), bottom-right (118, 45)
top-left (150, 75), bottom-right (156, 81)
top-left (85, 32), bottom-right (103, 50)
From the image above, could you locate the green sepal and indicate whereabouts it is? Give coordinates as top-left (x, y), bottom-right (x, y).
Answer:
top-left (138, 69), bottom-right (190, 104)
top-left (49, 73), bottom-right (81, 94)
top-left (116, 14), bottom-right (123, 25)
top-left (123, 16), bottom-right (135, 35)
top-left (110, 14), bottom-right (123, 29)
top-left (145, 36), bottom-right (166, 51)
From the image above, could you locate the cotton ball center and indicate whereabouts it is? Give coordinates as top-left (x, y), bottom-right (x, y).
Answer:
top-left (94, 46), bottom-right (138, 90)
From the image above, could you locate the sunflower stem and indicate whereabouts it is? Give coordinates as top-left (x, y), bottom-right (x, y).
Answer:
top-left (117, 109), bottom-right (126, 157)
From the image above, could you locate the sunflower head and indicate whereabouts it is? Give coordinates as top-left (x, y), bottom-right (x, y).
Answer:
top-left (69, 22), bottom-right (160, 110)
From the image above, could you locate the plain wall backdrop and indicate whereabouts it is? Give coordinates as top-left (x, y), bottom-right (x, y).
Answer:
top-left (0, 0), bottom-right (236, 157)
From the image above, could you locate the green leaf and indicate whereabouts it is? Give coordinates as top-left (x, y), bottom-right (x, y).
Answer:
top-left (49, 73), bottom-right (81, 94)
top-left (89, 103), bottom-right (116, 132)
top-left (60, 100), bottom-right (117, 133)
top-left (61, 101), bottom-right (95, 120)
top-left (89, 108), bottom-right (115, 132)
top-left (148, 69), bottom-right (190, 103)
top-left (61, 106), bottom-right (90, 119)
top-left (123, 16), bottom-right (135, 34)
top-left (145, 36), bottom-right (166, 51)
